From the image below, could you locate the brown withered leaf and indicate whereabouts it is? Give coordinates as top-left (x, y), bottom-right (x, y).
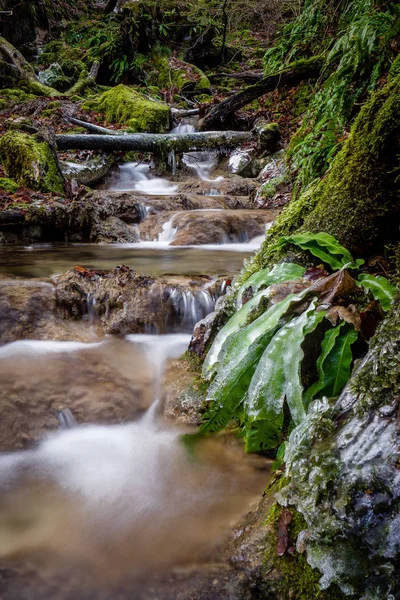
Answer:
top-left (269, 280), bottom-right (311, 305)
top-left (303, 266), bottom-right (329, 281)
top-left (309, 269), bottom-right (358, 304)
top-left (326, 304), bottom-right (361, 330)
top-left (276, 508), bottom-right (293, 556)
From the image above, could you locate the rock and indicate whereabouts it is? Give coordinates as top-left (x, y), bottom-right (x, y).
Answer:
top-left (188, 311), bottom-right (218, 359)
top-left (0, 131), bottom-right (64, 193)
top-left (228, 147), bottom-right (258, 175)
top-left (0, 278), bottom-right (94, 345)
top-left (92, 216), bottom-right (140, 244)
top-left (60, 155), bottom-right (115, 187)
top-left (55, 266), bottom-right (223, 335)
top-left (253, 119), bottom-right (281, 153)
top-left (163, 359), bottom-right (205, 425)
top-left (139, 209), bottom-right (278, 246)
top-left (38, 62), bottom-right (71, 92)
top-left (82, 85), bottom-right (171, 133)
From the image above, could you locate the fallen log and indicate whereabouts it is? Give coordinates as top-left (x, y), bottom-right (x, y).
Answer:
top-left (171, 108), bottom-right (201, 117)
top-left (65, 116), bottom-right (122, 136)
top-left (55, 131), bottom-right (253, 154)
top-left (200, 56), bottom-right (322, 130)
top-left (208, 71), bottom-right (264, 83)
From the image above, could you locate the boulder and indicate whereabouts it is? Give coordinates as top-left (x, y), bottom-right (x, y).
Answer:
top-left (0, 131), bottom-right (64, 193)
top-left (38, 62), bottom-right (71, 92)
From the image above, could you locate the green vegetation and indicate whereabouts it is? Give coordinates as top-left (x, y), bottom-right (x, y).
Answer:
top-left (0, 178), bottom-right (18, 193)
top-left (82, 84), bottom-right (171, 132)
top-left (264, 0), bottom-right (400, 191)
top-left (199, 234), bottom-right (396, 453)
top-left (0, 132), bottom-right (64, 193)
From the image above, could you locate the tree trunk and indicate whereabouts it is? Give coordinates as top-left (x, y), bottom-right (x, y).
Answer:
top-left (55, 131), bottom-right (254, 153)
top-left (200, 56), bottom-right (322, 130)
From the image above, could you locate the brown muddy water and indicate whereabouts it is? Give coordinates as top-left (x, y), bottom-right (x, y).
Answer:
top-left (0, 244), bottom-right (254, 279)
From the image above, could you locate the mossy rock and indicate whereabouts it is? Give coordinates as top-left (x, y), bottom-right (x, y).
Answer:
top-left (157, 57), bottom-right (211, 96)
top-left (82, 84), bottom-right (171, 133)
top-left (38, 63), bottom-right (72, 93)
top-left (0, 132), bottom-right (64, 193)
top-left (0, 178), bottom-right (19, 193)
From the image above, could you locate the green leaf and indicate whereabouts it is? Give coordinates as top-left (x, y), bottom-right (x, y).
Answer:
top-left (202, 287), bottom-right (272, 381)
top-left (276, 232), bottom-right (362, 271)
top-left (357, 274), bottom-right (397, 311)
top-left (201, 289), bottom-right (311, 434)
top-left (203, 266), bottom-right (306, 380)
top-left (303, 322), bottom-right (346, 408)
top-left (272, 441), bottom-right (287, 471)
top-left (243, 300), bottom-right (326, 452)
top-left (236, 263), bottom-right (306, 308)
top-left (318, 326), bottom-right (358, 397)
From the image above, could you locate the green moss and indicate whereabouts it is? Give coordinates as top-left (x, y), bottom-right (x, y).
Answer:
top-left (41, 100), bottom-right (62, 117)
top-left (82, 84), bottom-right (171, 133)
top-left (0, 132), bottom-right (64, 193)
top-left (258, 175), bottom-right (287, 199)
top-left (263, 501), bottom-right (346, 600)
top-left (0, 88), bottom-right (36, 110)
top-left (0, 178), bottom-right (19, 193)
top-left (292, 82), bottom-right (314, 117)
top-left (244, 73), bottom-right (400, 278)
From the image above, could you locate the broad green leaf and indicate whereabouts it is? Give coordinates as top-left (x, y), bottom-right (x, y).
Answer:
top-left (318, 326), bottom-right (358, 397)
top-left (202, 286), bottom-right (272, 380)
top-left (276, 232), bottom-right (361, 271)
top-left (357, 274), bottom-right (397, 311)
top-left (243, 300), bottom-right (326, 452)
top-left (236, 263), bottom-right (306, 308)
top-left (201, 289), bottom-right (311, 433)
top-left (303, 322), bottom-right (346, 408)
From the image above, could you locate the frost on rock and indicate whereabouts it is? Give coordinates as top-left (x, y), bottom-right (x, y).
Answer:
top-left (277, 300), bottom-right (400, 597)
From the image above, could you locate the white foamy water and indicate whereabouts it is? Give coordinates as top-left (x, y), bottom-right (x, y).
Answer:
top-left (126, 333), bottom-right (190, 419)
top-left (170, 120), bottom-right (225, 184)
top-left (0, 333), bottom-right (267, 579)
top-left (108, 162), bottom-right (179, 195)
top-left (0, 340), bottom-right (103, 358)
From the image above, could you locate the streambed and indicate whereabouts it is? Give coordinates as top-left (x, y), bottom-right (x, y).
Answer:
top-left (0, 130), bottom-right (275, 598)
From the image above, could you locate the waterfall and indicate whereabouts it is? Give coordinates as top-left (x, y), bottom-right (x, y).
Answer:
top-left (108, 162), bottom-right (179, 194)
top-left (126, 333), bottom-right (190, 421)
top-left (164, 286), bottom-right (216, 332)
top-left (158, 216), bottom-right (178, 242)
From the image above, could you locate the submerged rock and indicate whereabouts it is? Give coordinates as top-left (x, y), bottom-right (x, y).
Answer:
top-left (56, 266), bottom-right (224, 335)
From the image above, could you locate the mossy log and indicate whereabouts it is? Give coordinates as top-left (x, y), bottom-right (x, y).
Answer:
top-left (200, 56), bottom-right (322, 130)
top-left (0, 35), bottom-right (58, 96)
top-left (55, 131), bottom-right (253, 154)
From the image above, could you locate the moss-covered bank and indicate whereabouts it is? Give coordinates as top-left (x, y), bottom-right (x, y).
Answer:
top-left (82, 85), bottom-right (171, 132)
top-left (0, 131), bottom-right (64, 193)
top-left (237, 73), bottom-right (400, 284)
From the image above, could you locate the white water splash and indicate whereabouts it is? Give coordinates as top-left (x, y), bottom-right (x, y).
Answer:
top-left (126, 334), bottom-right (190, 421)
top-left (108, 162), bottom-right (179, 195)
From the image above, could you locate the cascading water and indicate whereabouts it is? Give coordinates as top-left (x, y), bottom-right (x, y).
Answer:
top-left (108, 162), bottom-right (179, 195)
top-left (0, 113), bottom-right (274, 598)
top-left (171, 120), bottom-right (225, 184)
top-left (0, 337), bottom-right (266, 589)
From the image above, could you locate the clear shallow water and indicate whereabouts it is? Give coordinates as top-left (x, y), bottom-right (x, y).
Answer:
top-left (0, 244), bottom-right (254, 279)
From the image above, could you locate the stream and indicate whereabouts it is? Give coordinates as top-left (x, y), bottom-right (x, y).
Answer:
top-left (0, 123), bottom-right (273, 597)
